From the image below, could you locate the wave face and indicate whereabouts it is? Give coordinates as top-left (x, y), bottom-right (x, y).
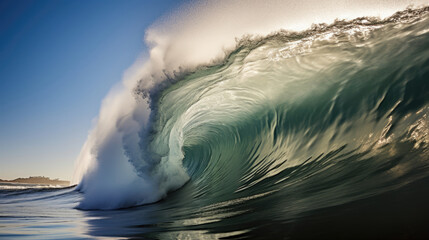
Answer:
top-left (143, 6), bottom-right (429, 211)
top-left (74, 5), bottom-right (429, 215)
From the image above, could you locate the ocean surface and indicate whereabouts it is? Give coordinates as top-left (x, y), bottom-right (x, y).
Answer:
top-left (2, 7), bottom-right (429, 239)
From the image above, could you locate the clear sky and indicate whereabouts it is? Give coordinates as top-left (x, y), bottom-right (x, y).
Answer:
top-left (0, 0), bottom-right (185, 180)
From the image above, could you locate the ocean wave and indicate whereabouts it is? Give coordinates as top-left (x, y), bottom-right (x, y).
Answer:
top-left (74, 6), bottom-right (429, 211)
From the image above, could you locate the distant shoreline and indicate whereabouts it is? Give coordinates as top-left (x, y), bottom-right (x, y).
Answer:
top-left (0, 176), bottom-right (70, 186)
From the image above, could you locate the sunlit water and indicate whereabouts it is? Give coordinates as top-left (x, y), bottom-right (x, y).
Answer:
top-left (1, 7), bottom-right (429, 239)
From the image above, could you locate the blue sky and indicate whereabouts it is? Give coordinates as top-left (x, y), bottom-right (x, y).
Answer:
top-left (0, 0), bottom-right (185, 180)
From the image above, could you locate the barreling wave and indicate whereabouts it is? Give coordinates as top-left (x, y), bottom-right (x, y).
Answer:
top-left (74, 5), bottom-right (429, 211)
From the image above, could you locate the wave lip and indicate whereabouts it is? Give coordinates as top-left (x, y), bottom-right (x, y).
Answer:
top-left (74, 5), bottom-right (429, 210)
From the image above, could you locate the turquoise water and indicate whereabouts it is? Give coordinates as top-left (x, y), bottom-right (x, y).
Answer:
top-left (1, 7), bottom-right (429, 239)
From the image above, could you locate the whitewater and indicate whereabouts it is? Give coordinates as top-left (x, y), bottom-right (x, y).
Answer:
top-left (2, 1), bottom-right (429, 239)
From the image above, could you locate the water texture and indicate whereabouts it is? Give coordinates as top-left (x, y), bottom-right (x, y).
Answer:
top-left (1, 7), bottom-right (429, 239)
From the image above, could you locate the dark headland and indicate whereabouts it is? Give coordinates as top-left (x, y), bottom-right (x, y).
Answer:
top-left (0, 176), bottom-right (70, 186)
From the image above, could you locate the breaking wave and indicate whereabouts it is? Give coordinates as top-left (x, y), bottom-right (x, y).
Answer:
top-left (73, 3), bottom-right (429, 212)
